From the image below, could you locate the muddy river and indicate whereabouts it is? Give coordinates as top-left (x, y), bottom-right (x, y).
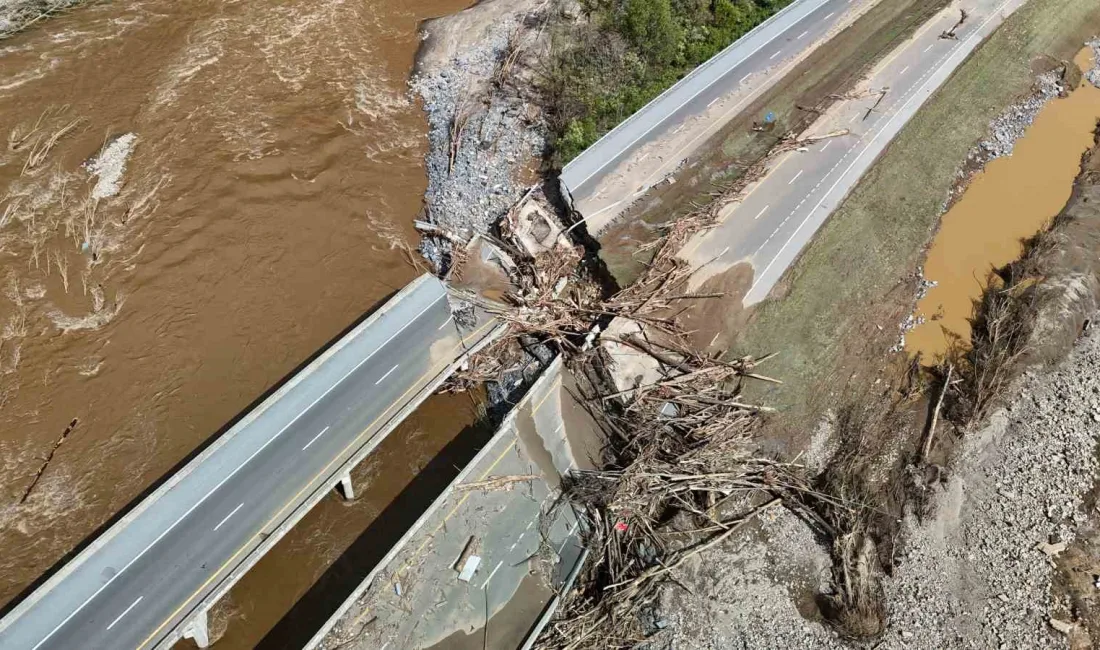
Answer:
top-left (0, 0), bottom-right (479, 647)
top-left (906, 47), bottom-right (1100, 360)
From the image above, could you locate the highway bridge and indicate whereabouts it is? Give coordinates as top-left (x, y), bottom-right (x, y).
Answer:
top-left (0, 275), bottom-right (505, 650)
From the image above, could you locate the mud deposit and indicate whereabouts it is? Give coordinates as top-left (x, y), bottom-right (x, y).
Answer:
top-left (0, 0), bottom-right (477, 646)
top-left (907, 47), bottom-right (1100, 359)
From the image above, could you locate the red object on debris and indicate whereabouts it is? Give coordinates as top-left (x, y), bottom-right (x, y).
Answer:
top-left (614, 521), bottom-right (629, 532)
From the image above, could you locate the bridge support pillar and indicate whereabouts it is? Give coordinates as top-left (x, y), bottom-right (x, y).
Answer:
top-left (183, 609), bottom-right (210, 648)
top-left (337, 471), bottom-right (355, 500)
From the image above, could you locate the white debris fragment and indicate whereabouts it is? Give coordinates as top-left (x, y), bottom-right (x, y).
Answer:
top-left (457, 555), bottom-right (481, 582)
top-left (86, 133), bottom-right (137, 200)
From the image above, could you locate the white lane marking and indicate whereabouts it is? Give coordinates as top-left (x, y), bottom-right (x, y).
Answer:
top-left (436, 316), bottom-right (453, 331)
top-left (820, 140), bottom-right (831, 153)
top-left (525, 519), bottom-right (535, 531)
top-left (754, 205), bottom-right (770, 220)
top-left (769, 50), bottom-right (782, 60)
top-left (848, 112), bottom-right (859, 124)
top-left (557, 520), bottom-right (582, 555)
top-left (924, 43), bottom-right (935, 53)
top-left (739, 73), bottom-right (751, 84)
top-left (749, 0), bottom-right (1012, 298)
top-left (106, 597), bottom-right (143, 631)
top-left (720, 246), bottom-right (731, 257)
top-left (638, 152), bottom-right (651, 162)
top-left (900, 65), bottom-right (910, 75)
top-left (30, 292), bottom-right (448, 650)
top-left (214, 503), bottom-right (245, 532)
top-left (787, 169), bottom-right (804, 185)
top-left (706, 96), bottom-right (719, 108)
top-left (481, 561), bottom-right (504, 590)
top-left (797, 30), bottom-right (809, 39)
top-left (824, 11), bottom-right (835, 19)
top-left (301, 426), bottom-right (331, 451)
top-left (566, 3), bottom-right (831, 190)
top-left (375, 364), bottom-right (400, 385)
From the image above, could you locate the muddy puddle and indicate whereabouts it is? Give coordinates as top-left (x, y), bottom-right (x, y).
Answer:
top-left (906, 47), bottom-right (1100, 360)
top-left (0, 0), bottom-right (479, 646)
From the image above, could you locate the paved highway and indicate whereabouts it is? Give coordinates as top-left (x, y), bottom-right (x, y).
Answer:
top-left (309, 357), bottom-right (600, 650)
top-left (683, 0), bottom-right (1028, 303)
top-left (560, 0), bottom-right (866, 232)
top-left (0, 275), bottom-right (503, 650)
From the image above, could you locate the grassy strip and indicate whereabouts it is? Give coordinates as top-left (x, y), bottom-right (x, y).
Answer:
top-left (735, 0), bottom-right (1100, 421)
top-left (598, 0), bottom-right (950, 285)
top-left (541, 0), bottom-right (792, 165)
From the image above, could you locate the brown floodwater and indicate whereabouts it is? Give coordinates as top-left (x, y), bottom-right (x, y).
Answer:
top-left (0, 0), bottom-right (479, 646)
top-left (906, 48), bottom-right (1100, 360)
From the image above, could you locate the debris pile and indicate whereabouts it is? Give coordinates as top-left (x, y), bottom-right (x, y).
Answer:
top-left (534, 337), bottom-right (788, 649)
top-left (411, 9), bottom-right (548, 273)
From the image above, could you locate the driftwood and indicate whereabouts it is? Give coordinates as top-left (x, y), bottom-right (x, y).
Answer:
top-left (21, 418), bottom-right (78, 504)
top-left (922, 364), bottom-right (953, 461)
top-left (457, 474), bottom-right (539, 492)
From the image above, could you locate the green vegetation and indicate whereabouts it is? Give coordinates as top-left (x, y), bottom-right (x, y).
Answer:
top-left (543, 0), bottom-right (792, 165)
top-left (596, 0), bottom-right (949, 285)
top-left (733, 0), bottom-right (1100, 424)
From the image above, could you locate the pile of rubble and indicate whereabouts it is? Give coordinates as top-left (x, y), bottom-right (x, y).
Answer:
top-left (974, 70), bottom-right (1063, 160)
top-left (410, 7), bottom-right (547, 271)
top-left (1088, 38), bottom-right (1100, 88)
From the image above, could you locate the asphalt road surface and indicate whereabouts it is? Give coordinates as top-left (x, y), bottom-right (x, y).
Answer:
top-left (0, 275), bottom-right (500, 650)
top-left (309, 357), bottom-right (597, 650)
top-left (684, 0), bottom-right (1028, 304)
top-left (560, 0), bottom-right (859, 230)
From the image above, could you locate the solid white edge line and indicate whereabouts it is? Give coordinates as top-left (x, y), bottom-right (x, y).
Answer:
top-left (30, 293), bottom-right (446, 650)
top-left (105, 597), bottom-right (143, 631)
top-left (301, 426), bottom-right (331, 452)
top-left (564, 0), bottom-right (833, 190)
top-left (213, 503), bottom-right (245, 532)
top-left (749, 0), bottom-right (1013, 298)
top-left (375, 364), bottom-right (400, 386)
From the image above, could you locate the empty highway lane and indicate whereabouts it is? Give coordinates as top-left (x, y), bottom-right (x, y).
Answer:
top-left (0, 275), bottom-right (501, 650)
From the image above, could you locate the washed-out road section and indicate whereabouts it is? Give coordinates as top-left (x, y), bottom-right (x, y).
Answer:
top-left (0, 275), bottom-right (505, 650)
top-left (559, 0), bottom-right (864, 231)
top-left (684, 0), bottom-right (1030, 303)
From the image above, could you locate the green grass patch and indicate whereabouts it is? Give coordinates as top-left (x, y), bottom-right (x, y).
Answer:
top-left (734, 0), bottom-right (1100, 420)
top-left (543, 0), bottom-right (793, 166)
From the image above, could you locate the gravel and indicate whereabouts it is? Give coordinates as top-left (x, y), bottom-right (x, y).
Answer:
top-left (973, 70), bottom-right (1064, 161)
top-left (410, 15), bottom-right (545, 271)
top-left (1088, 38), bottom-right (1100, 89)
top-left (878, 318), bottom-right (1100, 649)
top-left (649, 316), bottom-right (1100, 649)
top-left (653, 508), bottom-right (841, 650)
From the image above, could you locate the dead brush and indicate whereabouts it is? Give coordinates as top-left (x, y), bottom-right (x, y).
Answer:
top-left (533, 335), bottom-right (795, 649)
top-left (945, 248), bottom-right (1048, 429)
top-left (779, 402), bottom-right (900, 640)
top-left (21, 118), bottom-right (84, 176)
